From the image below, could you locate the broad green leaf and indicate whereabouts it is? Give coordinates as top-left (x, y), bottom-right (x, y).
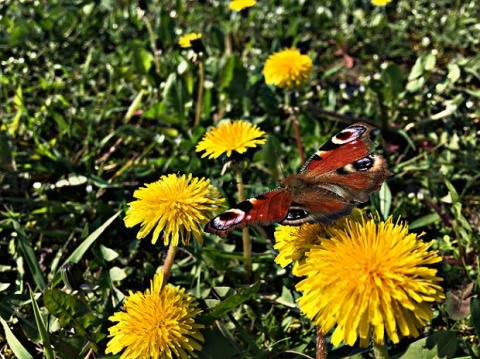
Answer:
top-left (445, 290), bottom-right (471, 320)
top-left (408, 56), bottom-right (426, 81)
top-left (100, 245), bottom-right (119, 262)
top-left (200, 328), bottom-right (241, 359)
top-left (44, 289), bottom-right (100, 350)
top-left (381, 64), bottom-right (404, 101)
top-left (63, 212), bottom-right (121, 265)
top-left (132, 45), bottom-right (153, 75)
top-left (44, 289), bottom-right (91, 327)
top-left (158, 10), bottom-right (175, 47)
top-left (109, 266), bottom-right (127, 282)
top-left (55, 174), bottom-right (88, 188)
top-left (0, 317), bottom-right (34, 359)
top-left (30, 288), bottom-right (55, 359)
top-left (162, 73), bottom-right (185, 122)
top-left (408, 213), bottom-right (441, 230)
top-left (470, 297), bottom-right (480, 337)
top-left (200, 282), bottom-right (260, 323)
top-left (397, 331), bottom-right (457, 359)
top-left (447, 63), bottom-right (461, 83)
top-left (424, 53), bottom-right (437, 71)
top-left (220, 55), bottom-right (236, 89)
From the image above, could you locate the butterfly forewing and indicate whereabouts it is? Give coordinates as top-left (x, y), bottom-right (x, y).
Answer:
top-left (205, 189), bottom-right (293, 238)
top-left (300, 123), bottom-right (377, 175)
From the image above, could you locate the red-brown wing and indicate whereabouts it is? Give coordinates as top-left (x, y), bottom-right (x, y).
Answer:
top-left (312, 152), bottom-right (392, 202)
top-left (300, 122), bottom-right (377, 176)
top-left (204, 188), bottom-right (293, 238)
top-left (298, 122), bottom-right (392, 202)
top-left (279, 187), bottom-right (355, 226)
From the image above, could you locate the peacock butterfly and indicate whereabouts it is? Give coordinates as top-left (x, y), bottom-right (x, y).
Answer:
top-left (205, 122), bottom-right (392, 238)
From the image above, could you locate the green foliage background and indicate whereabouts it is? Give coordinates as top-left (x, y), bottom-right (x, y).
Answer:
top-left (0, 0), bottom-right (479, 358)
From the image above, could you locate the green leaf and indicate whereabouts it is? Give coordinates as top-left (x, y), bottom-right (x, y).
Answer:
top-left (30, 288), bottom-right (55, 359)
top-left (447, 63), bottom-right (461, 83)
top-left (109, 266), bottom-right (127, 282)
top-left (12, 220), bottom-right (47, 290)
top-left (0, 317), bottom-right (34, 359)
top-left (408, 213), bottom-right (441, 230)
top-left (63, 212), bottom-right (121, 265)
top-left (397, 331), bottom-right (457, 359)
top-left (379, 182), bottom-right (392, 219)
top-left (100, 245), bottom-right (119, 262)
top-left (445, 290), bottom-right (471, 320)
top-left (381, 63), bottom-right (404, 101)
top-left (220, 55), bottom-right (236, 89)
top-left (199, 327), bottom-right (240, 359)
top-left (44, 289), bottom-right (90, 327)
top-left (470, 297), bottom-right (480, 337)
top-left (158, 10), bottom-right (175, 47)
top-left (124, 89), bottom-right (144, 124)
top-left (132, 44), bottom-right (153, 75)
top-left (162, 73), bottom-right (185, 122)
top-left (201, 282), bottom-right (260, 323)
top-left (443, 179), bottom-right (459, 204)
top-left (424, 53), bottom-right (437, 71)
top-left (408, 56), bottom-right (426, 81)
top-left (44, 289), bottom-right (100, 349)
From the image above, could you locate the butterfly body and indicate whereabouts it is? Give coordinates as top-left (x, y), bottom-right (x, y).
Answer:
top-left (205, 122), bottom-right (392, 238)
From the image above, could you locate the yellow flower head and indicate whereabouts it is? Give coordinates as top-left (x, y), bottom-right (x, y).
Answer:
top-left (295, 215), bottom-right (445, 348)
top-left (263, 48), bottom-right (313, 89)
top-left (371, 0), bottom-right (392, 6)
top-left (178, 33), bottom-right (202, 48)
top-left (106, 271), bottom-right (204, 359)
top-left (274, 223), bottom-right (326, 270)
top-left (195, 120), bottom-right (267, 159)
top-left (274, 209), bottom-right (364, 272)
top-left (124, 174), bottom-right (224, 246)
top-left (229, 0), bottom-right (257, 11)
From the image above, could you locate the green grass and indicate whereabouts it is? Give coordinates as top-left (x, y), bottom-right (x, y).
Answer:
top-left (1, 0), bottom-right (479, 358)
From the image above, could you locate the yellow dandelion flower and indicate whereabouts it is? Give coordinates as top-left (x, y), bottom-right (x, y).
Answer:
top-left (371, 0), bottom-right (392, 6)
top-left (274, 209), bottom-right (365, 271)
top-left (263, 48), bottom-right (313, 89)
top-left (274, 223), bottom-right (325, 269)
top-left (124, 174), bottom-right (224, 246)
top-left (106, 271), bottom-right (204, 359)
top-left (178, 33), bottom-right (202, 48)
top-left (295, 216), bottom-right (445, 348)
top-left (195, 120), bottom-right (267, 159)
top-left (229, 0), bottom-right (257, 11)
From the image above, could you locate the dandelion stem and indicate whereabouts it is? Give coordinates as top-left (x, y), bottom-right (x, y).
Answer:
top-left (373, 342), bottom-right (390, 359)
top-left (291, 113), bottom-right (305, 165)
top-left (194, 60), bottom-right (205, 127)
top-left (235, 170), bottom-right (251, 281)
top-left (162, 244), bottom-right (178, 283)
top-left (315, 328), bottom-right (327, 359)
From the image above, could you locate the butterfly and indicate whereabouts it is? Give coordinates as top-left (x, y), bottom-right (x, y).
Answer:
top-left (205, 122), bottom-right (392, 238)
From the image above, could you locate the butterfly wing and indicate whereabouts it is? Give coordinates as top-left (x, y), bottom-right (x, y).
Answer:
top-left (300, 122), bottom-right (392, 202)
top-left (279, 187), bottom-right (355, 226)
top-left (204, 188), bottom-right (293, 238)
top-left (279, 122), bottom-right (391, 225)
